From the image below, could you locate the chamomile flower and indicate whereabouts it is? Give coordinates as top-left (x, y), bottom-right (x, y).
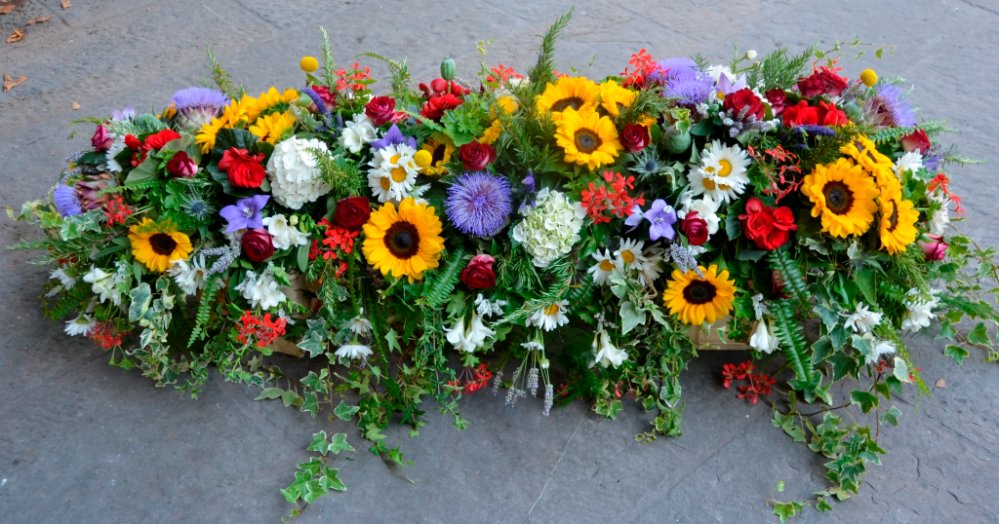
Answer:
top-left (615, 238), bottom-right (647, 271)
top-left (367, 143), bottom-right (419, 203)
top-left (689, 141), bottom-right (750, 203)
top-left (64, 313), bottom-right (96, 337)
top-left (348, 311), bottom-right (373, 336)
top-left (335, 343), bottom-right (373, 361)
top-left (587, 248), bottom-right (619, 286)
top-left (49, 268), bottom-right (76, 289)
top-left (527, 300), bottom-right (570, 332)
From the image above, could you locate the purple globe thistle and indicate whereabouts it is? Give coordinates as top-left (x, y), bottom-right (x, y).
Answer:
top-left (866, 84), bottom-right (916, 128)
top-left (53, 182), bottom-right (83, 217)
top-left (445, 171), bottom-right (513, 238)
top-left (171, 87), bottom-right (228, 131)
top-left (649, 57), bottom-right (700, 85)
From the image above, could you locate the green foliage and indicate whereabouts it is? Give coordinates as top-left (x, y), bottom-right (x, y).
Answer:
top-left (772, 299), bottom-right (819, 396)
top-left (769, 249), bottom-right (810, 305)
top-left (206, 47), bottom-right (243, 99)
top-left (772, 500), bottom-right (805, 522)
top-left (747, 47), bottom-right (814, 91)
top-left (418, 247), bottom-right (466, 309)
top-left (187, 276), bottom-right (219, 347)
top-left (526, 8), bottom-right (574, 95)
top-left (869, 120), bottom-right (949, 146)
top-left (312, 149), bottom-right (365, 199)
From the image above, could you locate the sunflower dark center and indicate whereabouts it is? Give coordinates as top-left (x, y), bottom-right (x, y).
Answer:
top-left (149, 233), bottom-right (178, 256)
top-left (682, 280), bottom-right (717, 305)
top-left (574, 129), bottom-right (601, 153)
top-left (431, 144), bottom-right (446, 165)
top-left (886, 200), bottom-right (899, 231)
top-left (551, 97), bottom-right (584, 112)
top-left (823, 181), bottom-right (854, 214)
top-left (384, 221), bottom-right (420, 259)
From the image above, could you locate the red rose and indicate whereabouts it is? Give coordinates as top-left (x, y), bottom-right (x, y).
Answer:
top-left (460, 254), bottom-right (496, 290)
top-left (365, 96), bottom-right (397, 126)
top-left (739, 197), bottom-right (797, 251)
top-left (124, 134), bottom-right (143, 150)
top-left (333, 196), bottom-right (372, 231)
top-left (782, 100), bottom-right (819, 127)
top-left (144, 129), bottom-right (182, 150)
top-left (920, 234), bottom-right (948, 261)
top-left (817, 101), bottom-right (848, 126)
top-left (458, 142), bottom-right (496, 171)
top-left (219, 147), bottom-right (267, 188)
top-left (680, 212), bottom-right (709, 246)
top-left (241, 229), bottom-right (275, 262)
top-left (765, 89), bottom-right (788, 115)
top-left (91, 125), bottom-right (113, 152)
top-left (724, 88), bottom-right (765, 120)
top-left (797, 67), bottom-right (849, 98)
top-left (620, 123), bottom-right (651, 153)
top-left (901, 129), bottom-right (931, 154)
top-left (167, 151), bottom-right (198, 178)
top-left (421, 93), bottom-right (464, 121)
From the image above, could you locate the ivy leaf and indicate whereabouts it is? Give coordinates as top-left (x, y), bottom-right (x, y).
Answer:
top-left (254, 387), bottom-right (284, 400)
top-left (880, 406), bottom-right (902, 427)
top-left (772, 500), bottom-right (804, 522)
top-left (307, 431), bottom-right (330, 456)
top-left (385, 328), bottom-right (401, 353)
top-left (968, 322), bottom-right (991, 346)
top-left (850, 390), bottom-right (878, 413)
top-left (127, 283), bottom-right (152, 322)
top-left (945, 344), bottom-right (968, 364)
top-left (334, 400), bottom-right (360, 421)
top-left (328, 433), bottom-right (355, 455)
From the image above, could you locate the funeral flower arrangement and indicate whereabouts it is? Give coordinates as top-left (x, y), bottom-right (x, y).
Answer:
top-left (13, 14), bottom-right (998, 517)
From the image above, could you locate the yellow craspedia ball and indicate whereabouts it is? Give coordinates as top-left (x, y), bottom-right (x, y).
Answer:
top-left (860, 68), bottom-right (878, 87)
top-left (300, 56), bottom-right (319, 73)
top-left (413, 149), bottom-right (433, 169)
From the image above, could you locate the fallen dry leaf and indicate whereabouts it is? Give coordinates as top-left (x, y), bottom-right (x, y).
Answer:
top-left (0, 5), bottom-right (16, 16)
top-left (2, 72), bottom-right (28, 92)
top-left (6, 27), bottom-right (24, 43)
top-left (60, 0), bottom-right (71, 9)
top-left (25, 15), bottom-right (51, 26)
top-left (71, 101), bottom-right (81, 110)
top-left (935, 378), bottom-right (946, 388)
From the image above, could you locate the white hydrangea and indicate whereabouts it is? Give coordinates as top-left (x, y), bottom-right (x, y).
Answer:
top-left (235, 265), bottom-right (287, 310)
top-left (267, 136), bottom-right (333, 210)
top-left (262, 214), bottom-right (309, 250)
top-left (511, 188), bottom-right (585, 267)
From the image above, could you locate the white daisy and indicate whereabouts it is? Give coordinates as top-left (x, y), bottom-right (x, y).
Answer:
top-left (445, 313), bottom-right (495, 353)
top-left (367, 143), bottom-right (419, 203)
top-left (927, 191), bottom-right (950, 236)
top-left (894, 151), bottom-right (923, 178)
top-left (615, 238), bottom-right (647, 271)
top-left (527, 300), bottom-right (570, 332)
top-left (901, 288), bottom-right (940, 333)
top-left (749, 320), bottom-right (779, 354)
top-left (689, 140), bottom-right (750, 203)
top-left (235, 266), bottom-right (287, 310)
top-left (64, 313), bottom-right (96, 337)
top-left (262, 214), bottom-right (309, 250)
top-left (587, 248), bottom-right (619, 286)
top-left (593, 330), bottom-right (627, 368)
top-left (339, 113), bottom-right (377, 154)
top-left (335, 343), bottom-right (373, 361)
top-left (169, 254), bottom-right (208, 296)
top-left (50, 268), bottom-right (76, 289)
top-left (844, 302), bottom-right (883, 334)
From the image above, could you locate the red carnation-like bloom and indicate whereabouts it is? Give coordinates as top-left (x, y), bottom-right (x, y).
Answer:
top-left (680, 212), bottom-right (709, 246)
top-left (739, 197), bottom-right (797, 251)
top-left (782, 100), bottom-right (819, 127)
top-left (797, 66), bottom-right (849, 98)
top-left (724, 88), bottom-right (765, 120)
top-left (144, 129), bottom-right (182, 151)
top-left (332, 196), bottom-right (371, 231)
top-left (219, 147), bottom-right (267, 188)
top-left (365, 96), bottom-right (397, 126)
top-left (241, 229), bottom-right (275, 262)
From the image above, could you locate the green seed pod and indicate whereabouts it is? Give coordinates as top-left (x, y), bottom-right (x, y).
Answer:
top-left (440, 57), bottom-right (456, 81)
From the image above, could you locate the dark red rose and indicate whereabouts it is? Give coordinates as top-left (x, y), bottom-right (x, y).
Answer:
top-left (680, 212), bottom-right (709, 246)
top-left (166, 151), bottom-right (198, 178)
top-left (458, 141), bottom-right (496, 171)
top-left (333, 196), bottom-right (371, 231)
top-left (144, 129), bottom-right (182, 150)
top-left (460, 254), bottom-right (496, 290)
top-left (817, 101), bottom-right (848, 126)
top-left (901, 129), bottom-right (931, 154)
top-left (797, 66), bottom-right (849, 98)
top-left (765, 89), bottom-right (788, 114)
top-left (91, 125), bottom-right (113, 152)
top-left (739, 197), bottom-right (797, 251)
top-left (219, 147), bottom-right (267, 188)
top-left (921, 234), bottom-right (948, 261)
top-left (782, 100), bottom-right (820, 127)
top-left (724, 88), bottom-right (765, 120)
top-left (620, 123), bottom-right (651, 153)
top-left (420, 93), bottom-right (464, 121)
top-left (241, 229), bottom-right (275, 263)
top-left (365, 96), bottom-right (397, 126)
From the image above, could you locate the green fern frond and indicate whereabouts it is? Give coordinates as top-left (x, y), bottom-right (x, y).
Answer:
top-left (773, 299), bottom-right (818, 393)
top-left (187, 276), bottom-right (218, 348)
top-left (869, 120), bottom-right (949, 145)
top-left (769, 248), bottom-right (810, 305)
top-left (419, 247), bottom-right (467, 309)
top-left (748, 47), bottom-right (814, 91)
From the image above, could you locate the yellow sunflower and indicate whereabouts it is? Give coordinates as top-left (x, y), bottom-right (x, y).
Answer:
top-left (249, 111), bottom-right (296, 144)
top-left (536, 76), bottom-right (600, 117)
top-left (362, 198), bottom-right (445, 282)
top-left (554, 107), bottom-right (623, 171)
top-left (479, 96), bottom-right (519, 145)
top-left (878, 185), bottom-right (920, 255)
top-left (245, 87), bottom-right (299, 122)
top-left (840, 135), bottom-right (893, 175)
top-left (598, 80), bottom-right (637, 118)
top-left (662, 265), bottom-right (737, 326)
top-left (418, 135), bottom-right (454, 176)
top-left (128, 218), bottom-right (193, 273)
top-left (195, 116), bottom-right (226, 153)
top-left (801, 158), bottom-right (880, 238)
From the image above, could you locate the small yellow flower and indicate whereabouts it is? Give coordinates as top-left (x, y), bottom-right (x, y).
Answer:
top-left (859, 69), bottom-right (878, 87)
top-left (300, 56), bottom-right (319, 73)
top-left (413, 149), bottom-right (433, 169)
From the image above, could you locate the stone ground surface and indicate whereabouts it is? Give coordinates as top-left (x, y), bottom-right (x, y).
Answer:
top-left (1, 0), bottom-right (998, 522)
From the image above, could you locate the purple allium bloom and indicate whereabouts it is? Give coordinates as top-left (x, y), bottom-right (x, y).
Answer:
top-left (219, 194), bottom-right (269, 233)
top-left (171, 87), bottom-right (228, 112)
top-left (370, 124), bottom-right (417, 151)
top-left (644, 199), bottom-right (677, 241)
top-left (445, 171), bottom-right (513, 238)
top-left (110, 107), bottom-right (136, 121)
top-left (53, 183), bottom-right (82, 217)
top-left (867, 84), bottom-right (916, 128)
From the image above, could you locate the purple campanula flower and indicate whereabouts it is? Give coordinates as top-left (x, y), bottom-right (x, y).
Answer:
top-left (445, 171), bottom-right (513, 238)
top-left (644, 199), bottom-right (677, 241)
top-left (370, 124), bottom-right (417, 151)
top-left (219, 194), bottom-right (269, 233)
top-left (624, 204), bottom-right (644, 228)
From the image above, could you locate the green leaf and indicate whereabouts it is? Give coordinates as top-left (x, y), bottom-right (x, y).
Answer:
top-left (854, 267), bottom-right (877, 306)
top-left (850, 390), bottom-right (878, 413)
top-left (385, 328), bottom-right (401, 353)
top-left (772, 500), bottom-right (804, 522)
top-left (127, 283), bottom-right (152, 322)
top-left (968, 322), bottom-right (991, 346)
top-left (296, 244), bottom-right (310, 273)
top-left (307, 431), bottom-right (330, 456)
top-left (944, 344), bottom-right (968, 364)
top-left (254, 387), bottom-right (284, 400)
top-left (880, 406), bottom-right (902, 427)
top-left (124, 157), bottom-right (159, 184)
top-left (328, 433), bottom-right (355, 455)
top-left (816, 497), bottom-right (833, 512)
top-left (334, 400), bottom-right (360, 421)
